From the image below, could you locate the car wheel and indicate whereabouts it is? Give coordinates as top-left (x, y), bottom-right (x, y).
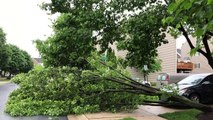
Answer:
top-left (189, 94), bottom-right (200, 103)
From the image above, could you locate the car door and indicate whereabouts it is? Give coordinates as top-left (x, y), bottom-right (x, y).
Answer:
top-left (200, 75), bottom-right (213, 102)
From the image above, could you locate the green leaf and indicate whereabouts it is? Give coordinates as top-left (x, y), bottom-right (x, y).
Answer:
top-left (176, 23), bottom-right (181, 29)
top-left (167, 3), bottom-right (177, 14)
top-left (208, 0), bottom-right (213, 4)
top-left (183, 1), bottom-right (192, 10)
top-left (195, 28), bottom-right (204, 37)
top-left (190, 48), bottom-right (197, 56)
top-left (164, 17), bottom-right (175, 24)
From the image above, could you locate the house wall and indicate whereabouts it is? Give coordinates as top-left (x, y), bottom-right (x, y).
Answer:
top-left (112, 34), bottom-right (177, 82)
top-left (148, 34), bottom-right (177, 82)
top-left (181, 37), bottom-right (213, 73)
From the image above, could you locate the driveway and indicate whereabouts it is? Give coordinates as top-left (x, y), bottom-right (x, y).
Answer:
top-left (0, 83), bottom-right (68, 120)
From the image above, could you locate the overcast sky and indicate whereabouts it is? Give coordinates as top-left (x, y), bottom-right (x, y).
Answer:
top-left (0, 0), bottom-right (53, 58)
top-left (0, 1), bottom-right (185, 58)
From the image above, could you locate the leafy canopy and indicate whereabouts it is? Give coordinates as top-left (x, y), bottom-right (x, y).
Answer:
top-left (118, 4), bottom-right (167, 73)
top-left (36, 13), bottom-right (95, 68)
top-left (2, 44), bottom-right (33, 76)
top-left (164, 0), bottom-right (213, 69)
top-left (38, 0), bottom-right (167, 72)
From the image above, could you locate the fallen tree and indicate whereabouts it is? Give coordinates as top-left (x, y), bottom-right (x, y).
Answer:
top-left (6, 53), bottom-right (213, 116)
top-left (99, 61), bottom-right (213, 112)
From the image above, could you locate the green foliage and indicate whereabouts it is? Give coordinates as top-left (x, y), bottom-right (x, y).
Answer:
top-left (6, 53), bottom-right (156, 116)
top-left (121, 117), bottom-right (136, 120)
top-left (0, 28), bottom-right (9, 71)
top-left (159, 109), bottom-right (202, 120)
top-left (117, 4), bottom-right (166, 74)
top-left (164, 0), bottom-right (213, 68)
top-left (35, 13), bottom-right (95, 68)
top-left (150, 82), bottom-right (157, 86)
top-left (11, 73), bottom-right (27, 84)
top-left (2, 44), bottom-right (33, 76)
top-left (39, 0), bottom-right (167, 72)
top-left (0, 27), bottom-right (6, 45)
top-left (0, 45), bottom-right (10, 71)
top-left (0, 27), bottom-right (33, 76)
top-left (165, 0), bottom-right (213, 37)
top-left (159, 84), bottom-right (179, 102)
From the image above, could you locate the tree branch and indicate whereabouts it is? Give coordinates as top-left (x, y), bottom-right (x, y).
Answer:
top-left (104, 89), bottom-right (153, 95)
top-left (99, 61), bottom-right (159, 91)
top-left (207, 31), bottom-right (213, 36)
top-left (106, 77), bottom-right (160, 95)
top-left (202, 33), bottom-right (212, 58)
top-left (178, 24), bottom-right (207, 57)
top-left (163, 0), bottom-right (168, 5)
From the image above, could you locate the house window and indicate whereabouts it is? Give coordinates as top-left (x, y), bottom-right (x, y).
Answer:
top-left (194, 63), bottom-right (200, 68)
top-left (195, 52), bottom-right (201, 56)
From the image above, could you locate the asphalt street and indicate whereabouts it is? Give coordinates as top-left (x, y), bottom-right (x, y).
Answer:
top-left (0, 83), bottom-right (68, 120)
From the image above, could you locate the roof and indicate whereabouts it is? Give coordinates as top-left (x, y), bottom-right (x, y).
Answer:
top-left (33, 58), bottom-right (42, 63)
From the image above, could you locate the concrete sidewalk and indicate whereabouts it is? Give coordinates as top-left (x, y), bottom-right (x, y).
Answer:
top-left (68, 105), bottom-right (185, 120)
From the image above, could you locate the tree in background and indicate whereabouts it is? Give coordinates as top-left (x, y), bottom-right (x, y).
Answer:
top-left (0, 27), bottom-right (6, 45)
top-left (117, 4), bottom-right (167, 75)
top-left (35, 13), bottom-right (95, 69)
top-left (164, 0), bottom-right (213, 69)
top-left (39, 0), bottom-right (167, 71)
top-left (1, 44), bottom-right (33, 78)
top-left (0, 28), bottom-right (10, 75)
top-left (20, 50), bottom-right (34, 73)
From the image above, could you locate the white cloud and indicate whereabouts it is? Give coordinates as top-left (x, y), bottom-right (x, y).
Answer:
top-left (0, 0), bottom-right (54, 58)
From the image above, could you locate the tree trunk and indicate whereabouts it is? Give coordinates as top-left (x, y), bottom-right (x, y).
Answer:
top-left (0, 70), bottom-right (2, 77)
top-left (170, 96), bottom-right (213, 112)
top-left (3, 71), bottom-right (6, 77)
top-left (207, 58), bottom-right (213, 70)
top-left (100, 62), bottom-right (213, 112)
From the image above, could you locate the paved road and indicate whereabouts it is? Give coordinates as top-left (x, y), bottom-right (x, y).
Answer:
top-left (0, 83), bottom-right (68, 120)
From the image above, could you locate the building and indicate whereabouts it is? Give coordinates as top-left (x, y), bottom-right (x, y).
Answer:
top-left (110, 34), bottom-right (213, 82)
top-left (181, 38), bottom-right (213, 73)
top-left (113, 34), bottom-right (178, 82)
top-left (32, 58), bottom-right (43, 66)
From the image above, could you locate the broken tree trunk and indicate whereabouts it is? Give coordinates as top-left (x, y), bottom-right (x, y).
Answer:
top-left (100, 61), bottom-right (213, 112)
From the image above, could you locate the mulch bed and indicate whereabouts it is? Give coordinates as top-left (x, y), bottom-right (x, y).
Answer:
top-left (197, 112), bottom-right (213, 120)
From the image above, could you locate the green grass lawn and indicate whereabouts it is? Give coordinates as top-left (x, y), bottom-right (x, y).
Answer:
top-left (0, 77), bottom-right (10, 86)
top-left (120, 117), bottom-right (136, 120)
top-left (159, 109), bottom-right (202, 120)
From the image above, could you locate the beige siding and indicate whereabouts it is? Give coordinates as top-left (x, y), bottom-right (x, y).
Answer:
top-left (148, 34), bottom-right (177, 82)
top-left (110, 34), bottom-right (177, 82)
top-left (181, 37), bottom-right (213, 73)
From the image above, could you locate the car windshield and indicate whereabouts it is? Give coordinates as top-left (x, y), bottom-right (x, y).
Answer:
top-left (178, 75), bottom-right (205, 85)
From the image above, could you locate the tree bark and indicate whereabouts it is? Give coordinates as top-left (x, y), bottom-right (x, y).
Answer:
top-left (100, 62), bottom-right (213, 112)
top-left (178, 24), bottom-right (213, 69)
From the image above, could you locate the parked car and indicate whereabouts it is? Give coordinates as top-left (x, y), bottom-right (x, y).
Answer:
top-left (177, 73), bottom-right (213, 103)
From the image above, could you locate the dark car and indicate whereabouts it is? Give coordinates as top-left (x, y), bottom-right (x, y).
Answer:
top-left (178, 73), bottom-right (213, 103)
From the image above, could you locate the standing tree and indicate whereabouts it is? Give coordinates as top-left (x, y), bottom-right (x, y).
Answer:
top-left (20, 50), bottom-right (34, 73)
top-left (0, 28), bottom-right (9, 75)
top-left (164, 0), bottom-right (213, 69)
top-left (0, 28), bottom-right (6, 45)
top-left (35, 13), bottom-right (95, 69)
top-left (39, 0), bottom-right (167, 71)
top-left (2, 44), bottom-right (33, 78)
top-left (117, 4), bottom-right (167, 75)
